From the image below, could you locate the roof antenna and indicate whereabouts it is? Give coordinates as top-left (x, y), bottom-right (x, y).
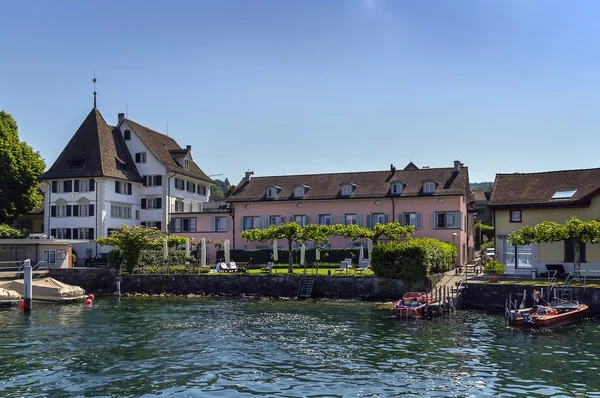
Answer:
top-left (125, 102), bottom-right (128, 118)
top-left (93, 72), bottom-right (97, 109)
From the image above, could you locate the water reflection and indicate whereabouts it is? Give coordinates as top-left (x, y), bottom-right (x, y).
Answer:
top-left (0, 298), bottom-right (598, 397)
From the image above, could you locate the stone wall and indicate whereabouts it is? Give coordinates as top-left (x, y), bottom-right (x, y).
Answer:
top-left (49, 268), bottom-right (117, 294)
top-left (462, 282), bottom-right (600, 315)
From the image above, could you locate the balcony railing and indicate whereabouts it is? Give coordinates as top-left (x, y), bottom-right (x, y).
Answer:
top-left (171, 201), bottom-right (230, 214)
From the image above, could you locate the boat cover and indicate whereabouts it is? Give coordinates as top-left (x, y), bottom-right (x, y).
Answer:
top-left (0, 278), bottom-right (86, 302)
top-left (0, 287), bottom-right (21, 302)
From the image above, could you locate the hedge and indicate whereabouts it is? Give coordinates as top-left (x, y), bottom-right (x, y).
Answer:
top-left (215, 248), bottom-right (366, 265)
top-left (370, 238), bottom-right (456, 280)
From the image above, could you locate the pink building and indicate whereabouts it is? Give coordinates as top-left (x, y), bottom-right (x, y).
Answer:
top-left (175, 161), bottom-right (475, 264)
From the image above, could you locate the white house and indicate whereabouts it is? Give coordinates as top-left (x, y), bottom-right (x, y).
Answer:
top-left (39, 107), bottom-right (213, 262)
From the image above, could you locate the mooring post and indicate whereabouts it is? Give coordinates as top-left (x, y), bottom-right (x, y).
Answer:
top-left (116, 276), bottom-right (122, 297)
top-left (23, 259), bottom-right (32, 313)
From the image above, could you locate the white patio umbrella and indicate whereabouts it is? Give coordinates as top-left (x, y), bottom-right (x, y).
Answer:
top-left (316, 247), bottom-right (321, 261)
top-left (201, 238), bottom-right (207, 267)
top-left (359, 243), bottom-right (365, 264)
top-left (367, 239), bottom-right (373, 261)
top-left (300, 243), bottom-right (306, 266)
top-left (224, 239), bottom-right (231, 264)
top-left (273, 239), bottom-right (278, 261)
top-left (185, 240), bottom-right (191, 258)
top-left (163, 238), bottom-right (168, 260)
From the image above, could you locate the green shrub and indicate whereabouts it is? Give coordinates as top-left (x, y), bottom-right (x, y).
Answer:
top-left (370, 238), bottom-right (456, 280)
top-left (71, 253), bottom-right (77, 264)
top-left (108, 249), bottom-right (124, 270)
top-left (483, 259), bottom-right (505, 275)
top-left (479, 239), bottom-right (495, 257)
top-left (0, 224), bottom-right (23, 239)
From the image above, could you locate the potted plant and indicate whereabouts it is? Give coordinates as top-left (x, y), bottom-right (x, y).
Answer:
top-left (483, 259), bottom-right (506, 283)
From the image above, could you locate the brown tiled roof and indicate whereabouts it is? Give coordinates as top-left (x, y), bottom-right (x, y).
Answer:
top-left (39, 108), bottom-right (142, 182)
top-left (228, 167), bottom-right (469, 202)
top-left (472, 190), bottom-right (490, 202)
top-left (489, 168), bottom-right (600, 207)
top-left (123, 119), bottom-right (213, 183)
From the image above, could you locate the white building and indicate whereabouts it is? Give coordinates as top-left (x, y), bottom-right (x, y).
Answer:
top-left (39, 107), bottom-right (213, 262)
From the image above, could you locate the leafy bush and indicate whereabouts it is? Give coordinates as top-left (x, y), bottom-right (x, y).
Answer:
top-left (215, 248), bottom-right (365, 265)
top-left (475, 222), bottom-right (494, 249)
top-left (71, 253), bottom-right (77, 265)
top-left (0, 224), bottom-right (23, 239)
top-left (370, 238), bottom-right (457, 280)
top-left (107, 249), bottom-right (124, 270)
top-left (479, 239), bottom-right (495, 257)
top-left (483, 259), bottom-right (505, 275)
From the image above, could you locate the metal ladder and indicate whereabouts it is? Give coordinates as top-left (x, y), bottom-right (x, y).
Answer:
top-left (297, 276), bottom-right (315, 299)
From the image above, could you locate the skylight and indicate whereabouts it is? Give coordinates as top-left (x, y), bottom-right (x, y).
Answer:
top-left (551, 189), bottom-right (577, 200)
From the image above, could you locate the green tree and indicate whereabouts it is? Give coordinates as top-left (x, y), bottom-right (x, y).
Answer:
top-left (166, 235), bottom-right (190, 249)
top-left (475, 222), bottom-right (494, 249)
top-left (508, 217), bottom-right (600, 279)
top-left (337, 221), bottom-right (414, 244)
top-left (96, 225), bottom-right (161, 273)
top-left (0, 111), bottom-right (45, 223)
top-left (242, 222), bottom-right (305, 273)
top-left (210, 184), bottom-right (224, 198)
top-left (0, 224), bottom-right (23, 239)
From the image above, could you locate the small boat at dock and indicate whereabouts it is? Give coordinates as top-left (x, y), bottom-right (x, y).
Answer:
top-left (508, 300), bottom-right (588, 328)
top-left (393, 292), bottom-right (432, 319)
top-left (0, 278), bottom-right (86, 303)
top-left (0, 287), bottom-right (21, 307)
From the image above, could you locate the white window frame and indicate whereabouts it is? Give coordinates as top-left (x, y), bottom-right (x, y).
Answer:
top-left (391, 183), bottom-right (404, 195)
top-left (111, 205), bottom-right (132, 219)
top-left (55, 228), bottom-right (68, 239)
top-left (78, 228), bottom-right (90, 240)
top-left (434, 212), bottom-right (460, 229)
top-left (43, 250), bottom-right (56, 264)
top-left (341, 184), bottom-right (353, 196)
top-left (137, 152), bottom-right (147, 164)
top-left (57, 205), bottom-right (68, 218)
top-left (266, 187), bottom-right (278, 198)
top-left (243, 216), bottom-right (256, 231)
top-left (319, 214), bottom-right (331, 225)
top-left (269, 215), bottom-right (281, 226)
top-left (135, 210), bottom-right (140, 220)
top-left (147, 198), bottom-right (160, 209)
top-left (294, 215), bottom-right (306, 227)
top-left (371, 213), bottom-right (385, 225)
top-left (345, 214), bottom-right (358, 225)
top-left (294, 186), bottom-right (305, 197)
top-left (404, 212), bottom-right (417, 227)
top-left (78, 204), bottom-right (89, 217)
top-left (184, 158), bottom-right (189, 170)
top-left (423, 182), bottom-right (436, 194)
top-left (215, 216), bottom-right (227, 232)
top-left (79, 180), bottom-right (90, 192)
top-left (510, 210), bottom-right (522, 222)
top-left (147, 176), bottom-right (161, 187)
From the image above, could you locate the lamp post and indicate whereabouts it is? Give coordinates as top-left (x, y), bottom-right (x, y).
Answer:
top-left (452, 232), bottom-right (458, 274)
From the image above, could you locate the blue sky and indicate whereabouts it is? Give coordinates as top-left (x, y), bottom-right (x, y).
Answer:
top-left (1, 0), bottom-right (599, 185)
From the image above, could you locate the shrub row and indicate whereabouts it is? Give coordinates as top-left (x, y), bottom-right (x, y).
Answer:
top-left (215, 248), bottom-right (366, 265)
top-left (370, 238), bottom-right (456, 280)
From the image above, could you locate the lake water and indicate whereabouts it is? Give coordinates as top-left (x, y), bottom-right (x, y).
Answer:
top-left (1, 298), bottom-right (599, 397)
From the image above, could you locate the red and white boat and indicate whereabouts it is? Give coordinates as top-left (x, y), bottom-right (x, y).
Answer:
top-left (393, 292), bottom-right (432, 318)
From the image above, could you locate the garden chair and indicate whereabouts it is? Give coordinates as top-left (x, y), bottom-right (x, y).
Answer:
top-left (354, 260), bottom-right (370, 273)
top-left (218, 262), bottom-right (230, 272)
top-left (228, 261), bottom-right (238, 272)
top-left (335, 261), bottom-right (349, 274)
top-left (261, 262), bottom-right (274, 273)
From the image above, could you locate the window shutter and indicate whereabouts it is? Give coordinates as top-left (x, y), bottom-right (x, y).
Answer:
top-left (331, 215), bottom-right (336, 225)
top-left (89, 204), bottom-right (94, 216)
top-left (431, 212), bottom-right (436, 229)
top-left (240, 217), bottom-right (245, 231)
top-left (115, 181), bottom-right (120, 193)
top-left (135, 153), bottom-right (141, 163)
top-left (280, 216), bottom-right (285, 225)
top-left (156, 176), bottom-right (162, 186)
top-left (211, 217), bottom-right (216, 232)
top-left (289, 216), bottom-right (294, 222)
top-left (51, 181), bottom-right (57, 193)
top-left (416, 213), bottom-right (423, 229)
top-left (455, 212), bottom-right (462, 229)
top-left (51, 206), bottom-right (56, 217)
top-left (143, 176), bottom-right (148, 186)
top-left (74, 180), bottom-right (80, 192)
top-left (66, 205), bottom-right (72, 217)
top-left (225, 217), bottom-right (230, 232)
top-left (141, 198), bottom-right (147, 209)
top-left (73, 205), bottom-right (79, 217)
top-left (89, 228), bottom-right (94, 240)
top-left (128, 183), bottom-right (132, 195)
top-left (193, 184), bottom-right (197, 194)
top-left (260, 216), bottom-right (269, 229)
top-left (191, 218), bottom-right (197, 232)
top-left (175, 219), bottom-right (182, 232)
top-left (50, 228), bottom-right (56, 238)
top-left (65, 229), bottom-right (71, 239)
top-left (89, 179), bottom-right (95, 191)
top-left (366, 214), bottom-right (372, 229)
top-left (356, 214), bottom-right (362, 227)
top-left (156, 222), bottom-right (162, 231)
top-left (156, 197), bottom-right (162, 209)
top-left (398, 213), bottom-right (404, 226)
top-left (384, 214), bottom-right (389, 224)
top-left (305, 215), bottom-right (311, 225)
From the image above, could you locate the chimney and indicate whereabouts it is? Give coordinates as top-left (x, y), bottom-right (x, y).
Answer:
top-left (186, 145), bottom-right (191, 151)
top-left (118, 112), bottom-right (125, 122)
top-left (245, 171), bottom-right (254, 182)
top-left (454, 160), bottom-right (461, 172)
top-left (390, 164), bottom-right (396, 176)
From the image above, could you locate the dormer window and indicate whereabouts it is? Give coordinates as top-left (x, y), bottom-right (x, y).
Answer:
top-left (341, 184), bottom-right (354, 196)
top-left (391, 182), bottom-right (405, 196)
top-left (266, 186), bottom-right (282, 199)
top-left (184, 158), bottom-right (189, 170)
top-left (423, 181), bottom-right (436, 194)
top-left (124, 130), bottom-right (131, 140)
top-left (68, 159), bottom-right (85, 169)
top-left (294, 186), bottom-right (305, 198)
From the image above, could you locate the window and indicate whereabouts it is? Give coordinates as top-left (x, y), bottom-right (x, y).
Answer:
top-left (115, 181), bottom-right (132, 195)
top-left (77, 204), bottom-right (89, 217)
top-left (294, 215), bottom-right (307, 227)
top-left (266, 187), bottom-right (278, 198)
top-left (135, 152), bottom-right (147, 163)
top-left (551, 189), bottom-right (577, 200)
top-left (77, 228), bottom-right (91, 240)
top-left (371, 213), bottom-right (385, 226)
top-left (184, 158), bottom-right (189, 170)
top-left (55, 228), bottom-right (68, 239)
top-left (55, 205), bottom-right (69, 218)
top-left (341, 184), bottom-right (353, 196)
top-left (77, 179), bottom-right (91, 192)
top-left (135, 210), bottom-right (140, 220)
top-left (564, 239), bottom-right (586, 263)
top-left (144, 198), bottom-right (162, 209)
top-left (43, 250), bottom-right (56, 264)
top-left (510, 210), bottom-right (522, 223)
top-left (423, 182), bottom-right (436, 194)
top-left (502, 242), bottom-right (534, 268)
top-left (124, 130), bottom-right (131, 140)
top-left (145, 175), bottom-right (162, 187)
top-left (186, 181), bottom-right (196, 193)
top-left (68, 159), bottom-right (85, 169)
top-left (318, 214), bottom-right (332, 225)
top-left (215, 216), bottom-right (227, 232)
top-left (269, 215), bottom-right (282, 226)
top-left (243, 216), bottom-right (259, 230)
top-left (143, 221), bottom-right (162, 229)
top-left (403, 213), bottom-right (420, 228)
top-left (433, 212), bottom-right (462, 229)
top-left (391, 183), bottom-right (404, 195)
top-left (345, 214), bottom-right (358, 225)
top-left (111, 205), bottom-right (132, 219)
top-left (294, 186), bottom-right (305, 197)
top-left (175, 178), bottom-right (185, 190)
top-left (107, 228), bottom-right (117, 236)
top-left (198, 185), bottom-right (207, 196)
top-left (173, 218), bottom-right (196, 233)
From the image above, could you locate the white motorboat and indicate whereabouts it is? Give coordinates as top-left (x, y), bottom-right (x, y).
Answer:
top-left (0, 277), bottom-right (86, 303)
top-left (0, 286), bottom-right (21, 306)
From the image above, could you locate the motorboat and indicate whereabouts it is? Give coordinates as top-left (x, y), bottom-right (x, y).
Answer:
top-left (0, 286), bottom-right (21, 307)
top-left (0, 277), bottom-right (86, 303)
top-left (509, 300), bottom-right (588, 328)
top-left (393, 292), bottom-right (432, 318)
